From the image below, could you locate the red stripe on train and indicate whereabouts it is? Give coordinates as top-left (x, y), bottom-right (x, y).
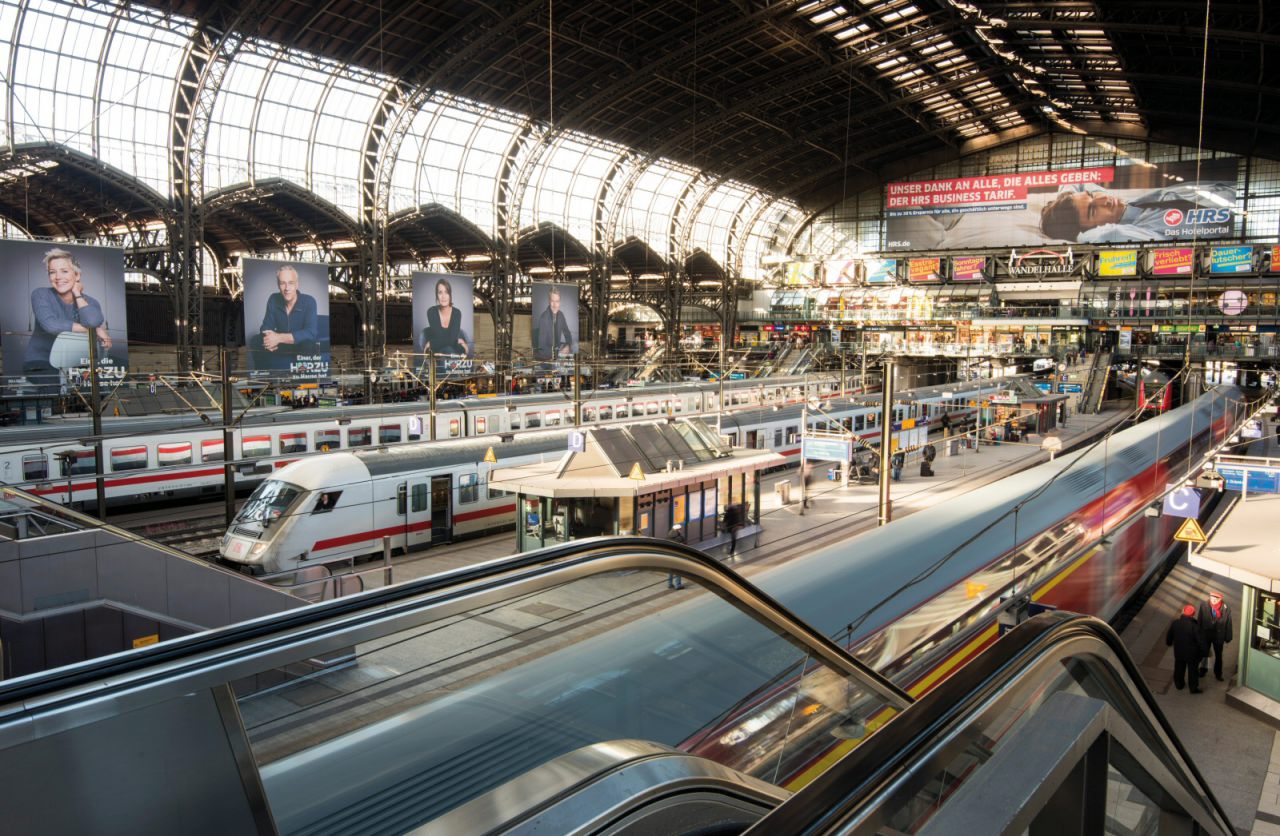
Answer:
top-left (310, 503), bottom-right (517, 551)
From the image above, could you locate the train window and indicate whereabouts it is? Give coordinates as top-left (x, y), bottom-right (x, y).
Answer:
top-left (380, 425), bottom-right (402, 444)
top-left (786, 426), bottom-right (798, 444)
top-left (201, 439), bottom-right (224, 463)
top-left (61, 450), bottom-right (97, 476)
top-left (242, 436), bottom-right (271, 459)
top-left (725, 432), bottom-right (738, 447)
top-left (459, 473), bottom-right (479, 503)
top-left (315, 429), bottom-right (341, 451)
top-left (510, 412), bottom-right (522, 430)
top-left (674, 399), bottom-right (683, 413)
top-left (411, 483), bottom-right (428, 512)
top-left (545, 411), bottom-right (561, 426)
top-left (409, 416), bottom-right (423, 440)
top-left (476, 416), bottom-right (489, 433)
top-left (615, 405), bottom-right (628, 419)
top-left (646, 402), bottom-right (659, 415)
top-left (773, 429), bottom-right (783, 448)
top-left (526, 412), bottom-right (541, 429)
top-left (854, 415), bottom-right (865, 432)
top-left (349, 427), bottom-right (372, 447)
top-left (582, 407), bottom-right (596, 422)
top-left (21, 454), bottom-right (48, 481)
top-left (867, 412), bottom-right (878, 428)
top-left (110, 446), bottom-right (148, 472)
top-left (157, 443), bottom-right (192, 467)
top-left (449, 418), bottom-right (461, 438)
top-left (312, 490), bottom-right (341, 514)
top-left (280, 433), bottom-right (307, 454)
top-left (599, 405), bottom-right (613, 421)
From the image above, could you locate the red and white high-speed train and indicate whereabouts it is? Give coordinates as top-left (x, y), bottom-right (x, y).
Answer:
top-left (219, 377), bottom-right (1015, 576)
top-left (0, 373), bottom-right (844, 508)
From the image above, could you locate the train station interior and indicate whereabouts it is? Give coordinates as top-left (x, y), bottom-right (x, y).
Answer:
top-left (0, 0), bottom-right (1277, 833)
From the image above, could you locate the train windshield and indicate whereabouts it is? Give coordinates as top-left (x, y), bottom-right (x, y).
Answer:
top-left (235, 480), bottom-right (303, 527)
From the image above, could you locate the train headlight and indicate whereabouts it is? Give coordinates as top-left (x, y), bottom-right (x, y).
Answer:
top-left (249, 542), bottom-right (269, 557)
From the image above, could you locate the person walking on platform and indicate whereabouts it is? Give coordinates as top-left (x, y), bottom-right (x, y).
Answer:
top-left (940, 411), bottom-right (951, 438)
top-left (665, 523), bottom-right (685, 589)
top-left (1167, 604), bottom-right (1206, 693)
top-left (723, 503), bottom-right (744, 559)
top-left (891, 451), bottom-right (904, 481)
top-left (919, 443), bottom-right (936, 478)
top-left (1198, 590), bottom-right (1233, 681)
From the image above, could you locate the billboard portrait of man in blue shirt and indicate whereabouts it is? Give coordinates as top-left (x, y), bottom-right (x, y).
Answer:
top-left (1039, 180), bottom-right (1236, 244)
top-left (250, 264), bottom-right (318, 371)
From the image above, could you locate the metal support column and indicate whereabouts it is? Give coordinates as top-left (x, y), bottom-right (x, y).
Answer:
top-left (221, 348), bottom-right (235, 527)
top-left (87, 336), bottom-right (106, 519)
top-left (878, 359), bottom-right (895, 527)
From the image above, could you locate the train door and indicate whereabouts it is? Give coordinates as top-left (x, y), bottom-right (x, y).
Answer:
top-left (431, 475), bottom-right (452, 543)
top-left (398, 481), bottom-right (433, 550)
top-left (745, 429), bottom-right (760, 449)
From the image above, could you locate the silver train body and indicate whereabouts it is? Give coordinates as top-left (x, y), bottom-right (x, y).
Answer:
top-left (0, 374), bottom-right (837, 507)
top-left (254, 386), bottom-right (1257, 833)
top-left (220, 377), bottom-right (1018, 575)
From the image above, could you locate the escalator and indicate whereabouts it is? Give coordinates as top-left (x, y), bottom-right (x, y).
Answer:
top-left (0, 536), bottom-right (1235, 835)
top-left (1080, 350), bottom-right (1113, 414)
top-left (753, 611), bottom-right (1236, 835)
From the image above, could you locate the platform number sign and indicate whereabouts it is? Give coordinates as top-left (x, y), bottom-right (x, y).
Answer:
top-left (1162, 485), bottom-right (1201, 520)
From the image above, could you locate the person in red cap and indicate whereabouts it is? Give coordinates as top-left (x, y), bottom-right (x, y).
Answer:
top-left (1167, 604), bottom-right (1206, 693)
top-left (1198, 590), bottom-right (1233, 682)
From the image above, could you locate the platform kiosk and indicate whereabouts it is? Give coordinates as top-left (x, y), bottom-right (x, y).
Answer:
top-left (490, 418), bottom-right (783, 553)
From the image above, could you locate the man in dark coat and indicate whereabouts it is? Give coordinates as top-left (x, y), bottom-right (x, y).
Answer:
top-left (1167, 604), bottom-right (1205, 693)
top-left (1197, 590), bottom-right (1233, 682)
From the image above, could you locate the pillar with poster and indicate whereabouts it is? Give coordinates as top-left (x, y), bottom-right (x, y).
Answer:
top-left (242, 258), bottom-right (331, 378)
top-left (531, 282), bottom-right (579, 371)
top-left (413, 271), bottom-right (475, 380)
top-left (0, 241), bottom-right (129, 395)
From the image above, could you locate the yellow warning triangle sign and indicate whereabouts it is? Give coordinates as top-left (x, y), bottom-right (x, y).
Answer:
top-left (1174, 518), bottom-right (1207, 544)
top-left (483, 446), bottom-right (497, 464)
top-left (628, 462), bottom-right (645, 480)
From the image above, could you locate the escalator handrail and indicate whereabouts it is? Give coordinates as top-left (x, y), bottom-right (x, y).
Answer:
top-left (754, 611), bottom-right (1236, 835)
top-left (0, 535), bottom-right (911, 714)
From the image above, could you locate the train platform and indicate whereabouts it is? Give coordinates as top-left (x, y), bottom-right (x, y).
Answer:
top-left (373, 402), bottom-right (1131, 587)
top-left (1119, 423), bottom-right (1280, 835)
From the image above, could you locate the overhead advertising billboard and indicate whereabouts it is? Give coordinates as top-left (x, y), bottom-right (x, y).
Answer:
top-left (951, 255), bottom-right (986, 282)
top-left (907, 257), bottom-right (942, 283)
top-left (243, 258), bottom-right (330, 377)
top-left (413, 272), bottom-right (475, 375)
top-left (864, 258), bottom-right (897, 284)
top-left (1097, 250), bottom-right (1138, 277)
top-left (1151, 247), bottom-right (1194, 276)
top-left (0, 241), bottom-right (128, 390)
top-left (885, 159), bottom-right (1238, 250)
top-left (1266, 245), bottom-right (1280, 273)
top-left (531, 282), bottom-right (579, 361)
top-left (1209, 245), bottom-right (1253, 274)
top-left (784, 262), bottom-right (816, 285)
top-left (824, 259), bottom-right (858, 285)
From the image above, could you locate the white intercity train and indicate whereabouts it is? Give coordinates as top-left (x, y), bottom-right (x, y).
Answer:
top-left (0, 374), bottom-right (843, 508)
top-left (220, 378), bottom-right (1016, 576)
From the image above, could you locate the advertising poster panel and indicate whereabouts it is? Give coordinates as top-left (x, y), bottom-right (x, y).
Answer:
top-left (864, 258), bottom-right (897, 284)
top-left (1209, 245), bottom-right (1253, 274)
top-left (413, 272), bottom-right (475, 375)
top-left (951, 255), bottom-right (986, 282)
top-left (885, 158), bottom-right (1237, 250)
top-left (243, 258), bottom-right (330, 377)
top-left (824, 259), bottom-right (858, 285)
top-left (1151, 247), bottom-right (1194, 276)
top-left (1097, 250), bottom-right (1138, 277)
top-left (1265, 245), bottom-right (1280, 273)
top-left (0, 241), bottom-right (128, 390)
top-left (531, 282), bottom-right (579, 361)
top-left (784, 262), bottom-right (816, 285)
top-left (907, 257), bottom-right (942, 283)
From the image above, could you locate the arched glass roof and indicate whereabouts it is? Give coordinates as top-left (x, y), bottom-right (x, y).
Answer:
top-left (0, 0), bottom-right (802, 279)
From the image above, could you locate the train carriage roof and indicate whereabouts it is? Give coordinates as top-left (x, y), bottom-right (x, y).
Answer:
top-left (353, 430), bottom-right (569, 477)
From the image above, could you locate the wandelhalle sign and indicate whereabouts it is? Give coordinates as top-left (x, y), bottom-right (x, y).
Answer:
top-left (884, 159), bottom-right (1237, 250)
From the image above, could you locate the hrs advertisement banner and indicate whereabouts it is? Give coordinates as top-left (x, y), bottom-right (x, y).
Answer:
top-left (884, 158), bottom-right (1238, 250)
top-left (243, 258), bottom-right (330, 377)
top-left (413, 272), bottom-right (475, 376)
top-left (0, 241), bottom-right (128, 390)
